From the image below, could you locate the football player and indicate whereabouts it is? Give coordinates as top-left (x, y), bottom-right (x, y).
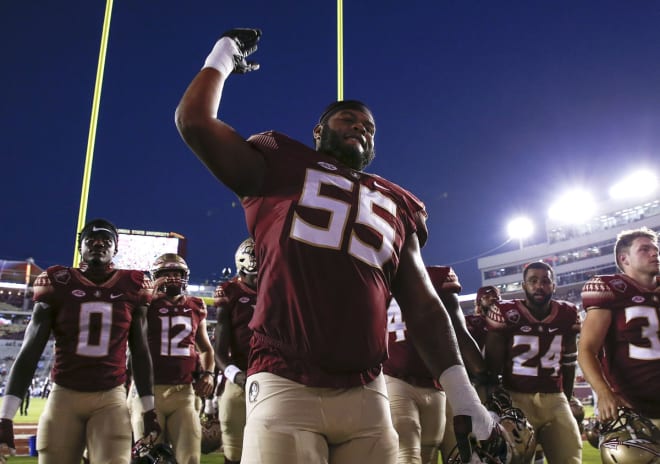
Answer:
top-left (485, 261), bottom-right (583, 463)
top-left (0, 218), bottom-right (160, 463)
top-left (465, 285), bottom-right (501, 350)
top-left (175, 28), bottom-right (495, 464)
top-left (384, 266), bottom-right (487, 464)
top-left (129, 253), bottom-right (215, 464)
top-left (578, 227), bottom-right (660, 427)
top-left (214, 237), bottom-right (258, 464)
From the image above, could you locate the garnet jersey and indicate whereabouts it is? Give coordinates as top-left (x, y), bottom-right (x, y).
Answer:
top-left (32, 266), bottom-right (152, 391)
top-left (147, 294), bottom-right (207, 384)
top-left (214, 277), bottom-right (256, 370)
top-left (486, 299), bottom-right (580, 393)
top-left (465, 314), bottom-right (488, 350)
top-left (581, 274), bottom-right (660, 417)
top-left (383, 266), bottom-right (461, 389)
top-left (242, 131), bottom-right (427, 388)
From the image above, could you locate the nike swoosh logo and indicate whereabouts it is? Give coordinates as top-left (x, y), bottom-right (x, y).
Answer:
top-left (549, 327), bottom-right (559, 333)
top-left (183, 308), bottom-right (192, 312)
top-left (110, 293), bottom-right (123, 299)
top-left (92, 226), bottom-right (114, 234)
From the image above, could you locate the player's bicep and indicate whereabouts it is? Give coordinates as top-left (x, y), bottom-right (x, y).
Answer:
top-left (195, 319), bottom-right (214, 354)
top-left (578, 308), bottom-right (611, 355)
top-left (391, 233), bottom-right (438, 317)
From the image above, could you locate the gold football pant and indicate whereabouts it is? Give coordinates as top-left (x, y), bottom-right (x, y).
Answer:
top-left (38, 383), bottom-right (131, 464)
top-left (242, 372), bottom-right (399, 464)
top-left (129, 383), bottom-right (201, 464)
top-left (385, 375), bottom-right (446, 464)
top-left (218, 380), bottom-right (246, 462)
top-left (509, 390), bottom-right (582, 464)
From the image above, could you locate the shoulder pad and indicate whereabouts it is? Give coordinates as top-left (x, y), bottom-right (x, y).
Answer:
top-left (581, 275), bottom-right (622, 310)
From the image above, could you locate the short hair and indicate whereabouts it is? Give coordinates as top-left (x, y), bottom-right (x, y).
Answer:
top-left (317, 100), bottom-right (374, 125)
top-left (523, 261), bottom-right (554, 282)
top-left (614, 227), bottom-right (658, 271)
top-left (78, 218), bottom-right (118, 250)
top-left (475, 286), bottom-right (500, 306)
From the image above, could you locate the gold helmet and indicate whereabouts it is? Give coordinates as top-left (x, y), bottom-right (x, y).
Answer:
top-left (235, 237), bottom-right (257, 276)
top-left (584, 416), bottom-right (601, 449)
top-left (599, 408), bottom-right (660, 464)
top-left (151, 253), bottom-right (190, 293)
top-left (200, 415), bottom-right (222, 454)
top-left (447, 406), bottom-right (536, 464)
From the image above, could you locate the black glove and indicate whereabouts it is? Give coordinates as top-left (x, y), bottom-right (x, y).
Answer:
top-left (221, 28), bottom-right (262, 74)
top-left (0, 419), bottom-right (15, 455)
top-left (142, 409), bottom-right (161, 440)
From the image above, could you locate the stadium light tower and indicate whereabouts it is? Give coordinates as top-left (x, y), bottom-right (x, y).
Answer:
top-left (507, 217), bottom-right (534, 249)
top-left (548, 189), bottom-right (596, 224)
top-left (608, 169), bottom-right (658, 199)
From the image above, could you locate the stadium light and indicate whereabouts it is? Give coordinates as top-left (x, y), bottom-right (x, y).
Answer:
top-left (548, 189), bottom-right (596, 224)
top-left (608, 169), bottom-right (658, 199)
top-left (507, 217), bottom-right (534, 249)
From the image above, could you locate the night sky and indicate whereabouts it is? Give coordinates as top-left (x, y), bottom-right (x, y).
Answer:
top-left (3, 1), bottom-right (660, 292)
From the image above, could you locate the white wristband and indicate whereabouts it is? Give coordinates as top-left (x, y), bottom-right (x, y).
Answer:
top-left (0, 395), bottom-right (21, 420)
top-left (439, 365), bottom-right (495, 440)
top-left (224, 364), bottom-right (242, 384)
top-left (203, 37), bottom-right (239, 77)
top-left (140, 395), bottom-right (155, 412)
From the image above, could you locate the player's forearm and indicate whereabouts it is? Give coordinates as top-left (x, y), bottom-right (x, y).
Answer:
top-left (562, 365), bottom-right (576, 399)
top-left (131, 350), bottom-right (154, 397)
top-left (406, 303), bottom-right (463, 377)
top-left (577, 350), bottom-right (611, 396)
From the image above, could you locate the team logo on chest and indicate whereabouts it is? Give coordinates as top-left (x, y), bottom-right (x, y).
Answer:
top-left (72, 289), bottom-right (86, 298)
top-left (239, 297), bottom-right (251, 304)
top-left (632, 296), bottom-right (645, 304)
top-left (506, 309), bottom-right (521, 324)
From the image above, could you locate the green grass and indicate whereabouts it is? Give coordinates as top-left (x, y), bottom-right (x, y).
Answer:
top-left (11, 399), bottom-right (600, 463)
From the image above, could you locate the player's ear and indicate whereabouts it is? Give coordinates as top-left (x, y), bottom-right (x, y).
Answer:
top-left (313, 123), bottom-right (322, 141)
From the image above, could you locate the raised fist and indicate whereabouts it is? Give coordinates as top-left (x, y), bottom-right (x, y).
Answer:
top-left (221, 28), bottom-right (262, 74)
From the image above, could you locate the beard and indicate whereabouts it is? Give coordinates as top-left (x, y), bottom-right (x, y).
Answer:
top-left (524, 288), bottom-right (552, 308)
top-left (318, 125), bottom-right (375, 170)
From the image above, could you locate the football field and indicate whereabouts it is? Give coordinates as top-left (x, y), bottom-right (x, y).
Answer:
top-left (11, 398), bottom-right (600, 463)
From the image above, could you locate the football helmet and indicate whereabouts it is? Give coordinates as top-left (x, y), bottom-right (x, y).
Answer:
top-left (151, 253), bottom-right (190, 294)
top-left (599, 408), bottom-right (660, 464)
top-left (131, 441), bottom-right (177, 464)
top-left (235, 237), bottom-right (257, 276)
top-left (447, 407), bottom-right (536, 464)
top-left (569, 396), bottom-right (585, 433)
top-left (200, 414), bottom-right (222, 454)
top-left (584, 416), bottom-right (601, 449)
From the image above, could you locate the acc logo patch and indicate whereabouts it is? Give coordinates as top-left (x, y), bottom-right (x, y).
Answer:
top-left (248, 380), bottom-right (259, 403)
top-left (72, 289), bottom-right (86, 298)
top-left (632, 296), bottom-right (645, 304)
top-left (610, 278), bottom-right (627, 293)
top-left (520, 325), bottom-right (532, 333)
top-left (159, 307), bottom-right (169, 314)
top-left (317, 161), bottom-right (337, 171)
top-left (239, 297), bottom-right (251, 304)
top-left (53, 269), bottom-right (71, 285)
top-left (506, 309), bottom-right (521, 324)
